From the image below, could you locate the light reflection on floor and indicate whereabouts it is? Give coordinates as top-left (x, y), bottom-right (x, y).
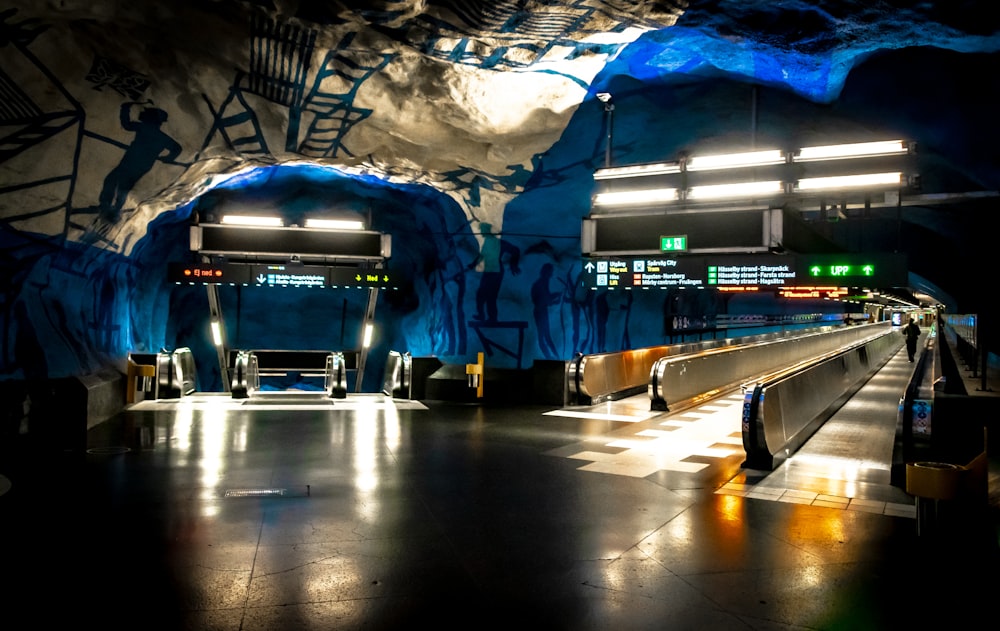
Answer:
top-left (547, 390), bottom-right (916, 519)
top-left (130, 392), bottom-right (429, 411)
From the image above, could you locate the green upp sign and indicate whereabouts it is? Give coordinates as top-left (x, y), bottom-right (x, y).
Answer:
top-left (808, 263), bottom-right (876, 278)
top-left (794, 253), bottom-right (907, 286)
top-left (660, 235), bottom-right (688, 252)
top-left (797, 253), bottom-right (906, 286)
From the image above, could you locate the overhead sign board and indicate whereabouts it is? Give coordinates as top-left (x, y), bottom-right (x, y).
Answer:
top-left (169, 263), bottom-right (395, 288)
top-left (581, 253), bottom-right (906, 290)
top-left (191, 224), bottom-right (389, 262)
top-left (582, 208), bottom-right (782, 255)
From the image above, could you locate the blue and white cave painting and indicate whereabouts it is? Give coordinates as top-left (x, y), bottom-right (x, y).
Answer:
top-left (2, 2), bottom-right (996, 390)
top-left (98, 102), bottom-right (182, 223)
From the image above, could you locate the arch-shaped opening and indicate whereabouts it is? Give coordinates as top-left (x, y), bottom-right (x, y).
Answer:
top-left (128, 163), bottom-right (476, 392)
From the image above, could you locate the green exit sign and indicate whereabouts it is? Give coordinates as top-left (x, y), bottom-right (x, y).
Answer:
top-left (808, 263), bottom-right (876, 277)
top-left (660, 235), bottom-right (688, 252)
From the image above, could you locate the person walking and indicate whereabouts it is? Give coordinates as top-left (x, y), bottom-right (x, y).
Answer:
top-left (903, 317), bottom-right (920, 362)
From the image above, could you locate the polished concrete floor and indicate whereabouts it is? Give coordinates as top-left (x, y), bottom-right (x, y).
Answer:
top-left (2, 345), bottom-right (998, 630)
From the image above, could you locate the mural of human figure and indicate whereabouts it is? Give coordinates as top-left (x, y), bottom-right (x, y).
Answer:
top-left (98, 100), bottom-right (181, 222)
top-left (531, 263), bottom-right (561, 358)
top-left (468, 222), bottom-right (520, 322)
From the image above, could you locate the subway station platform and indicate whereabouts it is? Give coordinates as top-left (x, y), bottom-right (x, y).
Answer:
top-left (1, 343), bottom-right (998, 630)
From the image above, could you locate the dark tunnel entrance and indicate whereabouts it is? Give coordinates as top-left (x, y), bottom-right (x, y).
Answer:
top-left (131, 164), bottom-right (476, 392)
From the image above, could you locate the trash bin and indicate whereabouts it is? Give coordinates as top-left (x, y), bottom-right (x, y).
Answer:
top-left (906, 461), bottom-right (963, 537)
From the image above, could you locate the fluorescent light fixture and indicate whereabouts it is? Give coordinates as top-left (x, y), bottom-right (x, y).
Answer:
top-left (687, 180), bottom-right (783, 200)
top-left (220, 215), bottom-right (284, 227)
top-left (593, 188), bottom-right (678, 206)
top-left (796, 172), bottom-right (902, 191)
top-left (210, 321), bottom-right (223, 346)
top-left (796, 140), bottom-right (907, 162)
top-left (687, 150), bottom-right (785, 171)
top-left (304, 218), bottom-right (365, 230)
top-left (594, 163), bottom-right (681, 180)
top-left (362, 323), bottom-right (374, 349)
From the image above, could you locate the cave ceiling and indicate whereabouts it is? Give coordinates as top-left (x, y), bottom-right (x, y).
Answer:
top-left (2, 0), bottom-right (1000, 309)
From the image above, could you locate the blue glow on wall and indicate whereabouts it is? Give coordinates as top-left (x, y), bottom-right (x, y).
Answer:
top-left (3, 2), bottom-right (999, 391)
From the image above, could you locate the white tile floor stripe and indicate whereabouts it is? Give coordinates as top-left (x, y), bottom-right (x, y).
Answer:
top-left (715, 482), bottom-right (916, 519)
top-left (551, 392), bottom-right (914, 519)
top-left (565, 399), bottom-right (744, 476)
top-left (544, 409), bottom-right (652, 423)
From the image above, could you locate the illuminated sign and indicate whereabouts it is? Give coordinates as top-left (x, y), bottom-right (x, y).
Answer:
top-left (707, 263), bottom-right (795, 287)
top-left (807, 263), bottom-right (875, 278)
top-left (332, 268), bottom-right (394, 287)
top-left (584, 254), bottom-right (795, 289)
top-left (581, 253), bottom-right (906, 290)
top-left (778, 286), bottom-right (849, 299)
top-left (587, 257), bottom-right (705, 288)
top-left (183, 266), bottom-right (224, 280)
top-left (169, 262), bottom-right (394, 288)
top-left (799, 254), bottom-right (905, 284)
top-left (168, 263), bottom-right (245, 284)
top-left (718, 286), bottom-right (761, 292)
top-left (660, 235), bottom-right (688, 252)
top-left (253, 265), bottom-right (326, 288)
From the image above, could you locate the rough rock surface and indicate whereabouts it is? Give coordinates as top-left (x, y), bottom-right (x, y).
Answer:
top-left (2, 0), bottom-right (998, 385)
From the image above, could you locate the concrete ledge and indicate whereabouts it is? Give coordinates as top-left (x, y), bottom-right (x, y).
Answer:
top-left (78, 368), bottom-right (126, 429)
top-left (9, 369), bottom-right (127, 452)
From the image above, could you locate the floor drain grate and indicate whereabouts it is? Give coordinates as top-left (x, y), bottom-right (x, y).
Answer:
top-left (224, 485), bottom-right (310, 498)
top-left (87, 446), bottom-right (131, 455)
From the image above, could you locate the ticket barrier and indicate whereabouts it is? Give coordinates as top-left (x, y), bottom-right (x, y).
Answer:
top-left (230, 350), bottom-right (348, 399)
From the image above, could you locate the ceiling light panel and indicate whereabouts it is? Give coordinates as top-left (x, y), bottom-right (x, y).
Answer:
top-left (796, 172), bottom-right (902, 191)
top-left (687, 180), bottom-right (783, 199)
top-left (795, 140), bottom-right (907, 162)
top-left (593, 188), bottom-right (678, 206)
top-left (687, 150), bottom-right (785, 171)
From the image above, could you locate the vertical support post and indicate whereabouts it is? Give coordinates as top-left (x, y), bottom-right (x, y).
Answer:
top-left (355, 286), bottom-right (378, 393)
top-left (466, 352), bottom-right (484, 399)
top-left (597, 92), bottom-right (614, 168)
top-left (979, 312), bottom-right (988, 392)
top-left (206, 284), bottom-right (231, 393)
top-left (604, 102), bottom-right (615, 167)
top-left (895, 184), bottom-right (903, 253)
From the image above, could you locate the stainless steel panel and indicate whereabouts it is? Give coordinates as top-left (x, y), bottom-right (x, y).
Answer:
top-left (650, 322), bottom-right (891, 409)
top-left (750, 329), bottom-right (904, 469)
